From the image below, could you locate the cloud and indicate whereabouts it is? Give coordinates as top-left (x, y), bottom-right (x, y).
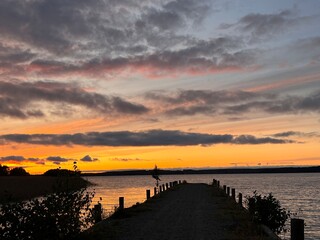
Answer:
top-left (271, 131), bottom-right (320, 138)
top-left (80, 155), bottom-right (98, 162)
top-left (111, 157), bottom-right (145, 162)
top-left (220, 10), bottom-right (310, 40)
top-left (145, 89), bottom-right (320, 117)
top-left (227, 90), bottom-right (320, 114)
top-left (0, 155), bottom-right (100, 165)
top-left (0, 156), bottom-right (44, 165)
top-left (0, 80), bottom-right (148, 119)
top-left (46, 156), bottom-right (72, 165)
top-left (0, 0), bottom-right (257, 79)
top-left (0, 129), bottom-right (293, 147)
top-left (0, 155), bottom-right (26, 162)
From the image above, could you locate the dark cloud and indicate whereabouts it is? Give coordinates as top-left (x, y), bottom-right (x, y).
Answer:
top-left (228, 90), bottom-right (320, 115)
top-left (46, 156), bottom-right (72, 165)
top-left (232, 135), bottom-right (291, 144)
top-left (0, 156), bottom-right (44, 165)
top-left (0, 155), bottom-right (26, 162)
top-left (0, 130), bottom-right (293, 147)
top-left (26, 36), bottom-right (253, 78)
top-left (0, 155), bottom-right (100, 165)
top-left (0, 0), bottom-right (256, 79)
top-left (220, 10), bottom-right (304, 40)
top-left (271, 131), bottom-right (320, 138)
top-left (80, 155), bottom-right (98, 162)
top-left (0, 80), bottom-right (148, 119)
top-left (146, 89), bottom-right (320, 117)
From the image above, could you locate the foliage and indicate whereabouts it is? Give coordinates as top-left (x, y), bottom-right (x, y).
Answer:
top-left (246, 191), bottom-right (290, 234)
top-left (43, 168), bottom-right (79, 177)
top-left (9, 167), bottom-right (30, 176)
top-left (0, 164), bottom-right (10, 176)
top-left (0, 165), bottom-right (30, 176)
top-left (0, 189), bottom-right (95, 240)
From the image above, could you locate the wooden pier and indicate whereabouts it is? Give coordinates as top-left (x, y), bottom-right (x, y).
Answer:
top-left (81, 182), bottom-right (279, 240)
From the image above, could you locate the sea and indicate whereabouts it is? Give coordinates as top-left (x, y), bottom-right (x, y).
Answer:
top-left (86, 173), bottom-right (320, 240)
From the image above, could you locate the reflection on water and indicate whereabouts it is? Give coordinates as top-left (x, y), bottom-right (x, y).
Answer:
top-left (86, 173), bottom-right (320, 240)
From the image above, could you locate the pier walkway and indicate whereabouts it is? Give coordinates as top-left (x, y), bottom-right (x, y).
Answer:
top-left (81, 183), bottom-right (268, 240)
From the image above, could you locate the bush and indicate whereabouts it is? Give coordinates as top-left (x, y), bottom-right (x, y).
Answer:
top-left (0, 164), bottom-right (10, 176)
top-left (9, 167), bottom-right (30, 176)
top-left (246, 191), bottom-right (290, 234)
top-left (43, 168), bottom-right (79, 177)
top-left (0, 189), bottom-right (94, 240)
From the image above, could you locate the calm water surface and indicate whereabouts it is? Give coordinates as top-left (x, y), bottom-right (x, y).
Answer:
top-left (87, 173), bottom-right (320, 239)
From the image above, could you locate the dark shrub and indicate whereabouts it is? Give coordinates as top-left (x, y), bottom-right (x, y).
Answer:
top-left (9, 167), bottom-right (30, 176)
top-left (246, 191), bottom-right (290, 234)
top-left (0, 189), bottom-right (94, 240)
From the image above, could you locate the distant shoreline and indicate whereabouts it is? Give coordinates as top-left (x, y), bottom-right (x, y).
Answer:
top-left (82, 165), bottom-right (320, 176)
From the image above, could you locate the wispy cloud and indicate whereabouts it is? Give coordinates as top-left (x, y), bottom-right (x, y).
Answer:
top-left (271, 131), bottom-right (320, 138)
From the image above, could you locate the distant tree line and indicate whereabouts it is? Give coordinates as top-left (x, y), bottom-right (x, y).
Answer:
top-left (0, 164), bottom-right (30, 176)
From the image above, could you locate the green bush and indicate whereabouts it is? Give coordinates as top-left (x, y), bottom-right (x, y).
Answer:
top-left (0, 189), bottom-right (94, 240)
top-left (246, 191), bottom-right (290, 234)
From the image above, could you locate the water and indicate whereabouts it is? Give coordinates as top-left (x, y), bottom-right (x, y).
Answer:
top-left (86, 173), bottom-right (320, 239)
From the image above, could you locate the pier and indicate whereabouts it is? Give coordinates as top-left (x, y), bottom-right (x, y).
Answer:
top-left (81, 182), bottom-right (279, 240)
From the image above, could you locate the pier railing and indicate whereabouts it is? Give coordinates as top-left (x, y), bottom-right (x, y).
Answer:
top-left (92, 180), bottom-right (184, 223)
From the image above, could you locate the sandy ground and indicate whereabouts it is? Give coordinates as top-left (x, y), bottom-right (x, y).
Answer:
top-left (82, 183), bottom-right (267, 240)
top-left (0, 176), bottom-right (89, 203)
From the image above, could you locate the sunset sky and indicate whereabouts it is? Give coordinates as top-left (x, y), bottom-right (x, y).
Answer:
top-left (0, 0), bottom-right (319, 174)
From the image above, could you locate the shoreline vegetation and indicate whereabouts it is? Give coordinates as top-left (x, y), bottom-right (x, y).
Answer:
top-left (0, 176), bottom-right (90, 204)
top-left (82, 165), bottom-right (320, 176)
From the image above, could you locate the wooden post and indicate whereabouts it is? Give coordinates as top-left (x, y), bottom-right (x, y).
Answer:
top-left (154, 187), bottom-right (157, 196)
top-left (227, 187), bottom-right (230, 196)
top-left (291, 218), bottom-right (304, 240)
top-left (166, 183), bottom-right (169, 190)
top-left (223, 185), bottom-right (226, 193)
top-left (179, 180), bottom-right (181, 184)
top-left (119, 197), bottom-right (124, 210)
top-left (146, 189), bottom-right (150, 199)
top-left (238, 193), bottom-right (242, 206)
top-left (217, 181), bottom-right (220, 188)
top-left (231, 188), bottom-right (236, 200)
top-left (93, 203), bottom-right (102, 223)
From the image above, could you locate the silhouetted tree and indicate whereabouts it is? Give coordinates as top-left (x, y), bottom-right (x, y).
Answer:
top-left (0, 164), bottom-right (10, 176)
top-left (43, 168), bottom-right (78, 177)
top-left (9, 167), bottom-right (30, 176)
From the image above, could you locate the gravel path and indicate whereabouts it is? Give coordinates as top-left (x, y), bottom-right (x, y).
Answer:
top-left (82, 183), bottom-right (265, 240)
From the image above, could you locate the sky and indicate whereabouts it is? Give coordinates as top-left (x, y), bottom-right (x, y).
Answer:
top-left (0, 0), bottom-right (319, 174)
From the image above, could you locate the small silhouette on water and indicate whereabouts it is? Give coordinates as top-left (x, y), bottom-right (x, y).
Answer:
top-left (152, 165), bottom-right (161, 187)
